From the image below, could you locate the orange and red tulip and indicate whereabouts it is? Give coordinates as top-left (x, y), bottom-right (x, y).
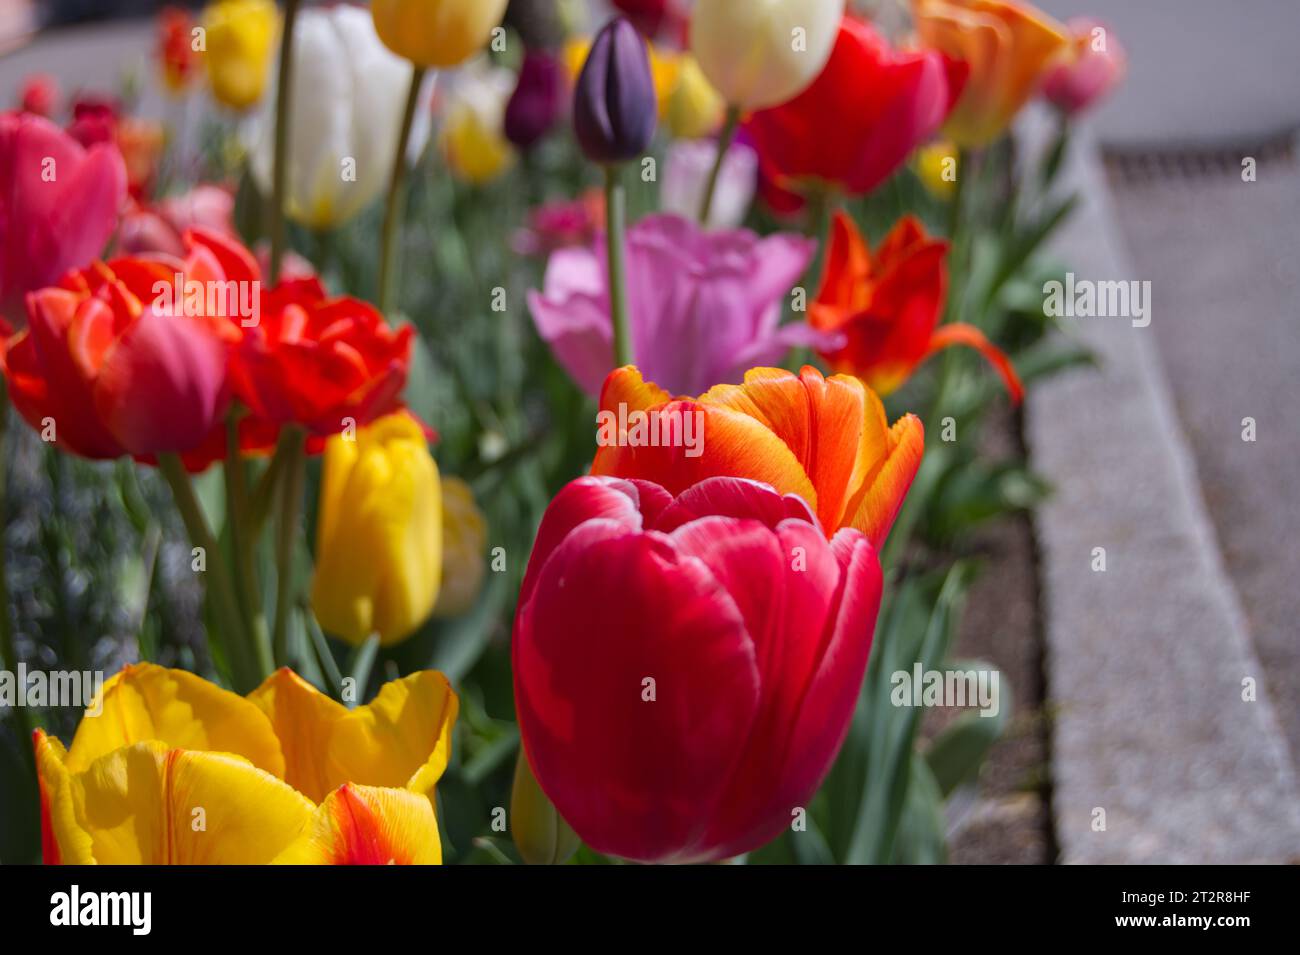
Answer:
top-left (35, 663), bottom-right (457, 864)
top-left (590, 364), bottom-right (923, 551)
top-left (912, 0), bottom-right (1069, 147)
top-left (811, 210), bottom-right (1022, 404)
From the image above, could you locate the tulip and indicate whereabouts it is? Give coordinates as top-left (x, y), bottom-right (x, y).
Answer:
top-left (158, 6), bottom-right (198, 94)
top-left (0, 228), bottom-right (247, 461)
top-left (65, 94), bottom-right (118, 149)
top-left (440, 60), bottom-right (517, 185)
top-left (505, 50), bottom-right (565, 150)
top-left (1042, 18), bottom-right (1126, 116)
top-left (202, 0), bottom-right (279, 112)
top-left (661, 139), bottom-right (757, 228)
top-left (913, 0), bottom-right (1069, 147)
top-left (510, 750), bottom-right (580, 865)
top-left (312, 411), bottom-right (442, 647)
top-left (690, 0), bottom-right (843, 111)
top-left (246, 4), bottom-right (433, 229)
top-left (612, 0), bottom-right (688, 42)
top-left (35, 663), bottom-right (457, 863)
top-left (116, 117), bottom-right (165, 200)
top-left (527, 213), bottom-right (818, 397)
top-left (433, 476), bottom-right (487, 618)
top-left (514, 474), bottom-right (883, 862)
top-left (573, 17), bottom-right (658, 165)
top-left (745, 18), bottom-right (966, 204)
top-left (230, 275), bottom-right (412, 438)
top-left (17, 74), bottom-right (58, 117)
top-left (0, 111), bottom-right (125, 321)
top-left (913, 139), bottom-right (958, 200)
top-left (511, 189), bottom-right (605, 257)
top-left (591, 365), bottom-right (923, 550)
top-left (810, 210), bottom-right (1022, 402)
top-left (371, 0), bottom-right (509, 68)
top-left (119, 184), bottom-right (237, 258)
top-left (664, 54), bottom-right (725, 139)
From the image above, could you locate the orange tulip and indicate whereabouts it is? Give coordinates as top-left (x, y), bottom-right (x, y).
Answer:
top-left (912, 0), bottom-right (1069, 147)
top-left (810, 210), bottom-right (1022, 402)
top-left (590, 365), bottom-right (923, 550)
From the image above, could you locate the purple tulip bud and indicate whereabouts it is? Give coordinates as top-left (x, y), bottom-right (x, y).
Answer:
top-left (506, 50), bottom-right (565, 150)
top-left (573, 17), bottom-right (657, 164)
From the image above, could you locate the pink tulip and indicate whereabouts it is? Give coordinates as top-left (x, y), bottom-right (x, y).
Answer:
top-left (1043, 18), bottom-right (1126, 116)
top-left (0, 111), bottom-right (126, 321)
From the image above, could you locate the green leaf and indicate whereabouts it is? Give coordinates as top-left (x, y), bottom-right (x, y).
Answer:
top-left (924, 666), bottom-right (1010, 798)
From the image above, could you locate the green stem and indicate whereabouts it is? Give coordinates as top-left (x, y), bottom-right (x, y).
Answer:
top-left (271, 426), bottom-right (307, 668)
top-left (603, 164), bottom-right (632, 368)
top-left (159, 453), bottom-right (269, 691)
top-left (377, 64), bottom-right (427, 314)
top-left (224, 412), bottom-right (271, 664)
top-left (697, 104), bottom-right (740, 224)
top-left (803, 186), bottom-right (837, 299)
top-left (268, 0), bottom-right (302, 285)
top-left (0, 383), bottom-right (34, 757)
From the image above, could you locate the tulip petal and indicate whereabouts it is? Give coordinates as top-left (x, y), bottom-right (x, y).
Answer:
top-left (846, 410), bottom-right (925, 550)
top-left (515, 520), bottom-right (761, 862)
top-left (926, 322), bottom-right (1024, 404)
top-left (247, 668), bottom-right (349, 803)
top-left (272, 784), bottom-right (441, 865)
top-left (34, 730), bottom-right (93, 865)
top-left (66, 662), bottom-right (284, 778)
top-left (326, 671), bottom-right (458, 799)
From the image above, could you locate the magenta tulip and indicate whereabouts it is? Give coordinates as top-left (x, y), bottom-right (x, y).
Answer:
top-left (513, 474), bottom-right (883, 863)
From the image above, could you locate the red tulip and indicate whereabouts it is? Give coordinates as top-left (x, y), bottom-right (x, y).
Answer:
top-left (17, 74), bottom-right (59, 117)
top-left (745, 17), bottom-right (966, 208)
top-left (811, 210), bottom-right (1022, 402)
top-left (0, 229), bottom-right (248, 460)
top-left (230, 278), bottom-right (412, 438)
top-left (513, 474), bottom-right (883, 863)
top-left (0, 111), bottom-right (125, 320)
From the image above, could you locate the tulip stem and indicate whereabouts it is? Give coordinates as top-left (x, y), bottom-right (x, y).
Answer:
top-left (698, 105), bottom-right (740, 225)
top-left (268, 0), bottom-right (302, 285)
top-left (224, 410), bottom-right (271, 665)
top-left (271, 426), bottom-right (307, 668)
top-left (159, 452), bottom-right (269, 692)
top-left (0, 383), bottom-right (34, 759)
top-left (378, 64), bottom-right (427, 315)
top-left (603, 164), bottom-right (633, 367)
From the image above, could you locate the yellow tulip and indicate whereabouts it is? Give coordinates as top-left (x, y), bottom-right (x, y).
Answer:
top-left (914, 140), bottom-right (958, 199)
top-left (912, 0), bottom-right (1070, 147)
top-left (371, 0), bottom-right (509, 68)
top-left (312, 411), bottom-right (442, 646)
top-left (433, 476), bottom-right (487, 618)
top-left (664, 54), bottom-right (725, 139)
top-left (201, 0), bottom-right (279, 111)
top-left (35, 663), bottom-right (458, 864)
top-left (439, 60), bottom-right (517, 185)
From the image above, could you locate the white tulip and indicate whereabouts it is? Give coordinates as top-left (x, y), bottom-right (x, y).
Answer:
top-left (690, 0), bottom-right (843, 111)
top-left (248, 4), bottom-right (434, 229)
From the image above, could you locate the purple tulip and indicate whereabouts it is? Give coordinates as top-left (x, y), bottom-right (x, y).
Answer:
top-left (572, 17), bottom-right (657, 164)
top-left (505, 50), bottom-right (565, 150)
top-left (527, 213), bottom-right (834, 396)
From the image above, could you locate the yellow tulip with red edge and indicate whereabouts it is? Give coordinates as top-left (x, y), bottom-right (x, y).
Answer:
top-left (371, 0), bottom-right (509, 69)
top-left (312, 410), bottom-right (443, 647)
top-left (201, 0), bottom-right (279, 111)
top-left (34, 663), bottom-right (457, 864)
top-left (912, 0), bottom-right (1070, 147)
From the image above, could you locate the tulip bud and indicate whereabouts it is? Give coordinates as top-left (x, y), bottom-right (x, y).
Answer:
top-left (440, 61), bottom-right (517, 185)
top-left (371, 0), bottom-right (509, 69)
top-left (1042, 18), bottom-right (1126, 117)
top-left (505, 50), bottom-right (565, 150)
top-left (572, 17), bottom-right (657, 164)
top-left (311, 411), bottom-right (443, 647)
top-left (510, 750), bottom-right (581, 865)
top-left (690, 0), bottom-right (843, 111)
top-left (202, 0), bottom-right (279, 111)
top-left (664, 54), bottom-right (724, 139)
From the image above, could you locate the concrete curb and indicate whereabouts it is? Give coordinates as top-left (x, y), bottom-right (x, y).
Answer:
top-left (1021, 114), bottom-right (1300, 863)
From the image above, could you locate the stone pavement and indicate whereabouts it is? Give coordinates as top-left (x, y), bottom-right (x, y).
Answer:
top-left (1023, 111), bottom-right (1300, 863)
